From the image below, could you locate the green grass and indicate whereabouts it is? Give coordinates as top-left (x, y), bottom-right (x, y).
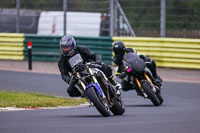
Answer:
top-left (0, 90), bottom-right (86, 108)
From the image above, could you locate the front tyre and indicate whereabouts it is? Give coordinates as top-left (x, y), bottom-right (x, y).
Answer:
top-left (110, 97), bottom-right (125, 115)
top-left (156, 93), bottom-right (164, 105)
top-left (142, 81), bottom-right (160, 106)
top-left (85, 87), bottom-right (110, 117)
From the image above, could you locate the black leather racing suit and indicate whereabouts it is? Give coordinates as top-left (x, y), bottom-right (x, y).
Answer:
top-left (58, 45), bottom-right (113, 97)
top-left (112, 48), bottom-right (160, 91)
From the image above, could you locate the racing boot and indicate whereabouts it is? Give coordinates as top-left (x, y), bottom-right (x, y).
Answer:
top-left (108, 76), bottom-right (121, 95)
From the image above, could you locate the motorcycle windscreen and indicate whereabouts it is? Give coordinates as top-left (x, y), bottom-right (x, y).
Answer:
top-left (123, 52), bottom-right (146, 72)
top-left (68, 54), bottom-right (83, 68)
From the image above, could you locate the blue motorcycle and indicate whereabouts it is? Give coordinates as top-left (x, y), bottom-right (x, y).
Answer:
top-left (68, 54), bottom-right (125, 117)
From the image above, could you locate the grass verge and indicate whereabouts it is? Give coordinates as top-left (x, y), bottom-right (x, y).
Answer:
top-left (0, 90), bottom-right (86, 108)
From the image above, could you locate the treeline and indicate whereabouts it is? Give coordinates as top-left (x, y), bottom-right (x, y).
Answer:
top-left (0, 0), bottom-right (108, 12)
top-left (120, 0), bottom-right (200, 30)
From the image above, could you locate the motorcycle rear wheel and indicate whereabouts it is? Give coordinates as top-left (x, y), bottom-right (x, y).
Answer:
top-left (85, 87), bottom-right (110, 117)
top-left (142, 81), bottom-right (160, 106)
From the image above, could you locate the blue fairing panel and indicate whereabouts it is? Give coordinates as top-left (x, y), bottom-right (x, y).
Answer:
top-left (86, 83), bottom-right (103, 96)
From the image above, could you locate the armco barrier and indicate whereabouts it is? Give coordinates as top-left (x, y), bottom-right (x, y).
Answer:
top-left (113, 37), bottom-right (200, 69)
top-left (1, 33), bottom-right (200, 69)
top-left (75, 36), bottom-right (113, 64)
top-left (0, 33), bottom-right (25, 60)
top-left (24, 34), bottom-right (61, 62)
top-left (24, 34), bottom-right (112, 64)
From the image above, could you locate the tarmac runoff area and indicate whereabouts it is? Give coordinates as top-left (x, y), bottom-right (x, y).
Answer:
top-left (0, 60), bottom-right (200, 83)
top-left (0, 60), bottom-right (200, 111)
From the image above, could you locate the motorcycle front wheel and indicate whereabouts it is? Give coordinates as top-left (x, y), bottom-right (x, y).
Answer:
top-left (156, 93), bottom-right (164, 105)
top-left (110, 97), bottom-right (125, 115)
top-left (141, 81), bottom-right (160, 106)
top-left (85, 87), bottom-right (110, 117)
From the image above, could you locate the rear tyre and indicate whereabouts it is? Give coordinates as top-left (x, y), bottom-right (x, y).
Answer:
top-left (85, 87), bottom-right (110, 117)
top-left (142, 81), bottom-right (160, 106)
top-left (110, 97), bottom-right (125, 115)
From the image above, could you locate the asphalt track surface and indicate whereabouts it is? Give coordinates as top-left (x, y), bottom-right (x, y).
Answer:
top-left (0, 70), bottom-right (200, 133)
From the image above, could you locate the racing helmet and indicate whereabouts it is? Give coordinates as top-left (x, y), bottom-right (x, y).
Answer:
top-left (113, 41), bottom-right (126, 57)
top-left (60, 36), bottom-right (76, 56)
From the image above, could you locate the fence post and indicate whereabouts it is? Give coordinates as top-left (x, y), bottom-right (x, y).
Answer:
top-left (160, 0), bottom-right (166, 37)
top-left (114, 1), bottom-right (118, 36)
top-left (63, 0), bottom-right (67, 35)
top-left (16, 0), bottom-right (20, 33)
top-left (110, 0), bottom-right (114, 37)
top-left (115, 0), bottom-right (136, 37)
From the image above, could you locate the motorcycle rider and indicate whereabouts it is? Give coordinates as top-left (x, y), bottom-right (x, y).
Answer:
top-left (112, 41), bottom-right (163, 92)
top-left (58, 35), bottom-right (121, 97)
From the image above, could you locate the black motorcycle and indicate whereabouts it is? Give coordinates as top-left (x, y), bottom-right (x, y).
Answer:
top-left (68, 54), bottom-right (125, 117)
top-left (121, 52), bottom-right (164, 106)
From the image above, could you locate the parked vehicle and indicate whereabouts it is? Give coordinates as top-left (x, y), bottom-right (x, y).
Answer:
top-left (38, 11), bottom-right (101, 36)
top-left (69, 54), bottom-right (125, 117)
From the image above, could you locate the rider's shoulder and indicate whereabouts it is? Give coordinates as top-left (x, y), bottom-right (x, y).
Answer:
top-left (77, 45), bottom-right (85, 49)
top-left (126, 48), bottom-right (135, 53)
top-left (77, 45), bottom-right (90, 51)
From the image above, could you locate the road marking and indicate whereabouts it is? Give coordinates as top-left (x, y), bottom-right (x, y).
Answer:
top-left (0, 103), bottom-right (90, 112)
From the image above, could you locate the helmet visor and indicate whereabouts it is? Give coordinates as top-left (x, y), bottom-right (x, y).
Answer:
top-left (62, 46), bottom-right (72, 53)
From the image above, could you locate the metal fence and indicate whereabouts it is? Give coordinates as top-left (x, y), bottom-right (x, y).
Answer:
top-left (120, 0), bottom-right (200, 38)
top-left (0, 0), bottom-right (200, 38)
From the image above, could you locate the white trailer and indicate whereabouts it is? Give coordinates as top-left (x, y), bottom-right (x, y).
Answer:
top-left (37, 11), bottom-right (101, 37)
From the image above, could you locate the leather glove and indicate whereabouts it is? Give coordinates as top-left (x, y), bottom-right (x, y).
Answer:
top-left (116, 72), bottom-right (126, 79)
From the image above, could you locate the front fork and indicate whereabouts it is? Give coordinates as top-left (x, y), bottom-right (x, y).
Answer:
top-left (134, 72), bottom-right (156, 98)
top-left (76, 67), bottom-right (108, 106)
top-left (88, 68), bottom-right (106, 98)
top-left (75, 72), bottom-right (95, 106)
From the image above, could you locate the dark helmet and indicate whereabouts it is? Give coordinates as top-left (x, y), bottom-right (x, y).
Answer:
top-left (113, 41), bottom-right (126, 57)
top-left (60, 35), bottom-right (76, 56)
